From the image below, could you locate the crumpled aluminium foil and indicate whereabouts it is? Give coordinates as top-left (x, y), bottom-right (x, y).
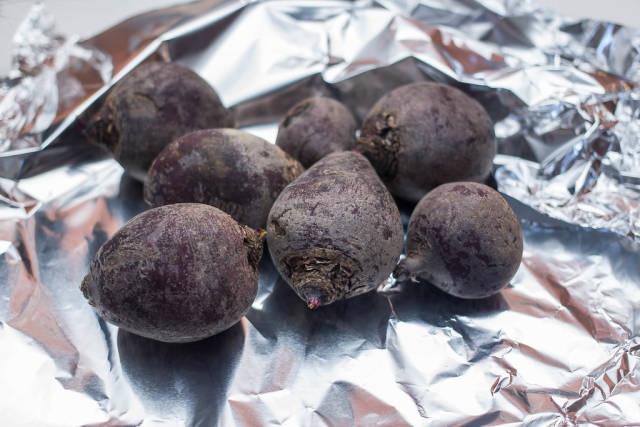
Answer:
top-left (1, 1), bottom-right (639, 426)
top-left (0, 4), bottom-right (112, 155)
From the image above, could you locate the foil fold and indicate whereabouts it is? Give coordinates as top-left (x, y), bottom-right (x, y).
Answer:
top-left (0, 4), bottom-right (113, 155)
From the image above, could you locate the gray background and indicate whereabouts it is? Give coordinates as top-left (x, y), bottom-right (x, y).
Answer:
top-left (1, 0), bottom-right (639, 75)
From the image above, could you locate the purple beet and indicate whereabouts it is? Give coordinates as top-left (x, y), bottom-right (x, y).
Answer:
top-left (80, 203), bottom-right (263, 343)
top-left (267, 151), bottom-right (403, 309)
top-left (87, 61), bottom-right (235, 182)
top-left (356, 82), bottom-right (496, 203)
top-left (276, 97), bottom-right (357, 168)
top-left (394, 182), bottom-right (523, 299)
top-left (144, 129), bottom-right (304, 229)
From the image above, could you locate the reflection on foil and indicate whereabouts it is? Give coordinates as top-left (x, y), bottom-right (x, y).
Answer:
top-left (0, 4), bottom-right (113, 155)
top-left (1, 0), bottom-right (640, 425)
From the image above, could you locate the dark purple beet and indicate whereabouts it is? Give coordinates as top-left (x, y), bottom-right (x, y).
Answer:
top-left (80, 203), bottom-right (263, 343)
top-left (87, 61), bottom-right (235, 182)
top-left (394, 182), bottom-right (523, 299)
top-left (267, 151), bottom-right (403, 308)
top-left (144, 129), bottom-right (304, 229)
top-left (356, 82), bottom-right (496, 203)
top-left (276, 97), bottom-right (357, 168)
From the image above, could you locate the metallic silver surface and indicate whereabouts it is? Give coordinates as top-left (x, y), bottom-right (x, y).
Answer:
top-left (0, 4), bottom-right (112, 155)
top-left (1, 1), bottom-right (639, 425)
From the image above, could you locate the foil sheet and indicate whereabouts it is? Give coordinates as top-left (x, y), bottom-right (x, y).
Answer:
top-left (1, 1), bottom-right (640, 425)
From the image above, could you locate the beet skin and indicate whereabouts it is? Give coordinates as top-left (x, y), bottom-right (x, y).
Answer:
top-left (81, 203), bottom-right (263, 343)
top-left (394, 182), bottom-right (523, 299)
top-left (87, 62), bottom-right (235, 182)
top-left (267, 151), bottom-right (403, 308)
top-left (276, 97), bottom-right (357, 168)
top-left (356, 82), bottom-right (496, 203)
top-left (144, 129), bottom-right (304, 229)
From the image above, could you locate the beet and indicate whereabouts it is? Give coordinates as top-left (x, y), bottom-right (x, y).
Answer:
top-left (80, 203), bottom-right (263, 343)
top-left (394, 182), bottom-right (523, 299)
top-left (87, 61), bottom-right (235, 182)
top-left (276, 97), bottom-right (357, 168)
top-left (144, 129), bottom-right (304, 229)
top-left (267, 151), bottom-right (403, 308)
top-left (356, 82), bottom-right (496, 203)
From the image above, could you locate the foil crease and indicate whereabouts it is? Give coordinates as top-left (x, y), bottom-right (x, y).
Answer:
top-left (0, 4), bottom-right (113, 155)
top-left (1, 0), bottom-right (640, 425)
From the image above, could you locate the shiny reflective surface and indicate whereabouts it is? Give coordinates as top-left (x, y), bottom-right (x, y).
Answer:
top-left (1, 1), bottom-right (639, 425)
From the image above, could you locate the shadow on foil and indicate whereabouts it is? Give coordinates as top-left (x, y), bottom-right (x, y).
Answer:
top-left (117, 322), bottom-right (245, 425)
